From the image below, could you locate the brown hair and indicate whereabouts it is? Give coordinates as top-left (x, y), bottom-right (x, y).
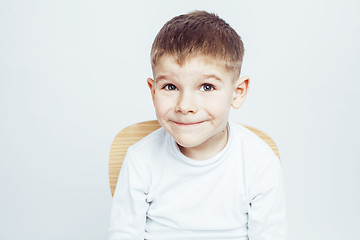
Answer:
top-left (151, 10), bottom-right (245, 78)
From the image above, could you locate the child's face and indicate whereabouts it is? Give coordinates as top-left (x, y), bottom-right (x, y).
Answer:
top-left (147, 55), bottom-right (248, 156)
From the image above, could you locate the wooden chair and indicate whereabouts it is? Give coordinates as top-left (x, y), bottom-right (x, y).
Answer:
top-left (109, 120), bottom-right (280, 196)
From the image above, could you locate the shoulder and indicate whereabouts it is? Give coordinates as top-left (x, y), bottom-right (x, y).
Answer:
top-left (119, 127), bottom-right (169, 182)
top-left (230, 122), bottom-right (278, 160)
top-left (230, 122), bottom-right (282, 183)
top-left (126, 127), bottom-right (168, 159)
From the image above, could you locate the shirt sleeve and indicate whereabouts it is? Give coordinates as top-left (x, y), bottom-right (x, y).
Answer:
top-left (247, 156), bottom-right (287, 240)
top-left (108, 150), bottom-right (150, 240)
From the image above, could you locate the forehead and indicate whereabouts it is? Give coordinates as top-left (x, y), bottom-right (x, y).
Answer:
top-left (153, 55), bottom-right (236, 81)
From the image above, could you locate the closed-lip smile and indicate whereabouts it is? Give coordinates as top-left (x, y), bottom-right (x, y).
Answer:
top-left (171, 121), bottom-right (206, 126)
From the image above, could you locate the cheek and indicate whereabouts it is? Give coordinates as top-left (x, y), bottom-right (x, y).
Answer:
top-left (212, 104), bottom-right (231, 118)
top-left (203, 93), bottom-right (233, 113)
top-left (202, 102), bottom-right (230, 123)
top-left (154, 94), bottom-right (173, 116)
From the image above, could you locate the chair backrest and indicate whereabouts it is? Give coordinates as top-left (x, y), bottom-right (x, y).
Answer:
top-left (109, 120), bottom-right (280, 196)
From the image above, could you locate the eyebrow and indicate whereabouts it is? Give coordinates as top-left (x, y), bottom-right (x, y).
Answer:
top-left (202, 74), bottom-right (222, 81)
top-left (155, 74), bottom-right (173, 82)
top-left (155, 74), bottom-right (222, 82)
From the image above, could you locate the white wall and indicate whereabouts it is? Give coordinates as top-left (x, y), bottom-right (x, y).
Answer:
top-left (1, 0), bottom-right (359, 239)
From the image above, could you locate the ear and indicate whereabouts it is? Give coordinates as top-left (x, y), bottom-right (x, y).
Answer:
top-left (232, 75), bottom-right (250, 109)
top-left (147, 78), bottom-right (156, 103)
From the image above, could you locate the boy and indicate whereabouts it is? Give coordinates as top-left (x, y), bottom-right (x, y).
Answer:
top-left (109, 10), bottom-right (286, 240)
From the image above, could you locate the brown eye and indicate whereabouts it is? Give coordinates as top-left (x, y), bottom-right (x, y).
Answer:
top-left (164, 84), bottom-right (177, 91)
top-left (200, 84), bottom-right (214, 91)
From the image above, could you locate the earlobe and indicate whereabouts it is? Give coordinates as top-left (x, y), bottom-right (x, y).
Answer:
top-left (232, 76), bottom-right (250, 109)
top-left (147, 78), bottom-right (156, 103)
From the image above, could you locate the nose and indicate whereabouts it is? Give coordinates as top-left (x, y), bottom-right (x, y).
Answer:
top-left (175, 91), bottom-right (198, 114)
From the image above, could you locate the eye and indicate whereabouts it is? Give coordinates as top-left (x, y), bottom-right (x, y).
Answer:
top-left (164, 84), bottom-right (177, 91)
top-left (200, 84), bottom-right (215, 91)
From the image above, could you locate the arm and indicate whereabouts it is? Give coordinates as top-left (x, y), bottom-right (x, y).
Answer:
top-left (108, 151), bottom-right (150, 240)
top-left (247, 157), bottom-right (287, 240)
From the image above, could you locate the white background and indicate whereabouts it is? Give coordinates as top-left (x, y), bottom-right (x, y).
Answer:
top-left (1, 0), bottom-right (359, 239)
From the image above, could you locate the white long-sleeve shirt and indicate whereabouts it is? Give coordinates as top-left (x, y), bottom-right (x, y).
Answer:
top-left (108, 122), bottom-right (287, 240)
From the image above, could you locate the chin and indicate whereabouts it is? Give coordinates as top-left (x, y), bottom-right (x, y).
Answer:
top-left (174, 136), bottom-right (206, 148)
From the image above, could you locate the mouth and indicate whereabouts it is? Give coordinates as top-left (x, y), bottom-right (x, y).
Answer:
top-left (171, 121), bottom-right (206, 126)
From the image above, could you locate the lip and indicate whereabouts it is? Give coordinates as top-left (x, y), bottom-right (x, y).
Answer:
top-left (171, 121), bottom-right (206, 126)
